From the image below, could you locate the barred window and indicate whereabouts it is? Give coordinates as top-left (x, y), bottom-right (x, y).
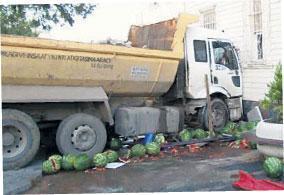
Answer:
top-left (253, 0), bottom-right (263, 59)
top-left (203, 9), bottom-right (216, 30)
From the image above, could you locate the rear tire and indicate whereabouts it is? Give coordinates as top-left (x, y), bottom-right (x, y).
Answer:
top-left (2, 109), bottom-right (40, 170)
top-left (56, 113), bottom-right (107, 157)
top-left (198, 98), bottom-right (229, 131)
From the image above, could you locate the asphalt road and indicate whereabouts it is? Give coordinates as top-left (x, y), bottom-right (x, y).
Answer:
top-left (26, 142), bottom-right (273, 193)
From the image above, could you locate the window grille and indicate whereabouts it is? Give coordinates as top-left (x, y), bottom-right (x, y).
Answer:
top-left (203, 10), bottom-right (216, 30)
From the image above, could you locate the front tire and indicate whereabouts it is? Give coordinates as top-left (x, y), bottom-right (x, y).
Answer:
top-left (2, 109), bottom-right (40, 170)
top-left (56, 113), bottom-right (107, 157)
top-left (198, 98), bottom-right (229, 131)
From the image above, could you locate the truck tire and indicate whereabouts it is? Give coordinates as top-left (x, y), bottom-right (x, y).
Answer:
top-left (198, 98), bottom-right (229, 131)
top-left (2, 109), bottom-right (40, 170)
top-left (56, 113), bottom-right (107, 157)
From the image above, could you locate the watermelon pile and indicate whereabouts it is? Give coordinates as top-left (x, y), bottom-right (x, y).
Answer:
top-left (93, 153), bottom-right (108, 167)
top-left (130, 144), bottom-right (146, 157)
top-left (145, 142), bottom-right (160, 156)
top-left (179, 129), bottom-right (191, 142)
top-left (263, 157), bottom-right (283, 179)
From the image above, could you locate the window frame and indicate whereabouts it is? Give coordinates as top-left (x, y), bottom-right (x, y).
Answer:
top-left (193, 40), bottom-right (208, 63)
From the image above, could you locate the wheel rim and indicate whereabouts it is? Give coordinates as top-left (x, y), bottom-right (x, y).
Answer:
top-left (2, 124), bottom-right (28, 159)
top-left (71, 125), bottom-right (97, 151)
top-left (212, 102), bottom-right (227, 128)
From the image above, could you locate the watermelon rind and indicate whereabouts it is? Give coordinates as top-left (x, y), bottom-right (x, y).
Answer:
top-left (109, 138), bottom-right (123, 150)
top-left (48, 154), bottom-right (63, 165)
top-left (179, 129), bottom-right (191, 142)
top-left (154, 133), bottom-right (166, 146)
top-left (62, 154), bottom-right (77, 170)
top-left (103, 150), bottom-right (119, 163)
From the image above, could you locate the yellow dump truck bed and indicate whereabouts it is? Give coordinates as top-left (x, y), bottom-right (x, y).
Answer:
top-left (1, 13), bottom-right (198, 96)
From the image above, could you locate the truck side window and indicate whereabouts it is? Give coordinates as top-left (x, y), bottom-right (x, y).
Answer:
top-left (212, 41), bottom-right (238, 70)
top-left (194, 40), bottom-right (207, 62)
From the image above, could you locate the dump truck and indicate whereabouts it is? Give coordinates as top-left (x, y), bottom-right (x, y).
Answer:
top-left (1, 13), bottom-right (243, 170)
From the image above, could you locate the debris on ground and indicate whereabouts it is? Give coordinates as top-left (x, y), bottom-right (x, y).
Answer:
top-left (233, 170), bottom-right (284, 190)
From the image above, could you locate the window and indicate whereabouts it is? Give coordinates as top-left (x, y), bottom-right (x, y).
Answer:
top-left (203, 9), bottom-right (216, 30)
top-left (252, 0), bottom-right (263, 60)
top-left (194, 40), bottom-right (207, 62)
top-left (212, 41), bottom-right (238, 70)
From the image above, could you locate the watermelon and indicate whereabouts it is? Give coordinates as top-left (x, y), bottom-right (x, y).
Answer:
top-left (145, 142), bottom-right (160, 155)
top-left (74, 154), bottom-right (91, 171)
top-left (42, 159), bottom-right (60, 174)
top-left (48, 154), bottom-right (63, 165)
top-left (154, 133), bottom-right (166, 145)
top-left (109, 138), bottom-right (123, 150)
top-left (130, 144), bottom-right (146, 157)
top-left (246, 121), bottom-right (258, 131)
top-left (93, 153), bottom-right (108, 167)
top-left (62, 154), bottom-right (77, 170)
top-left (103, 150), bottom-right (119, 163)
top-left (249, 141), bottom-right (257, 150)
top-left (179, 129), bottom-right (191, 142)
top-left (222, 122), bottom-right (238, 134)
top-left (193, 129), bottom-right (208, 139)
top-left (263, 157), bottom-right (283, 179)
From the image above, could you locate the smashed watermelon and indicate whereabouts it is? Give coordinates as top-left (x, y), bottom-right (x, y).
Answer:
top-left (62, 154), bottom-right (77, 170)
top-left (179, 129), bottom-right (191, 142)
top-left (263, 157), bottom-right (283, 179)
top-left (145, 142), bottom-right (160, 155)
top-left (130, 144), bottom-right (146, 157)
top-left (48, 154), bottom-right (63, 165)
top-left (103, 150), bottom-right (119, 163)
top-left (74, 154), bottom-right (91, 171)
top-left (93, 153), bottom-right (108, 167)
top-left (154, 133), bottom-right (166, 145)
top-left (42, 159), bottom-right (60, 174)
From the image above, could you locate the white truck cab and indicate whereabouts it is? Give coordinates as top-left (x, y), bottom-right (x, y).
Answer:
top-left (184, 27), bottom-right (243, 129)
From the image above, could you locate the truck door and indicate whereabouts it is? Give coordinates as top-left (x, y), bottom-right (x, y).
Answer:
top-left (208, 39), bottom-right (242, 97)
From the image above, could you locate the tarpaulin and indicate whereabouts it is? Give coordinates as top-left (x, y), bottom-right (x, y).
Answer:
top-left (233, 170), bottom-right (284, 190)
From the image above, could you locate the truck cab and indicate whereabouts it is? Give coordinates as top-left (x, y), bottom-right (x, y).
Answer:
top-left (184, 27), bottom-right (243, 129)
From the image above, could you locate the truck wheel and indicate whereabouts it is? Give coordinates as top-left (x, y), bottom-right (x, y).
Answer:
top-left (2, 109), bottom-right (40, 170)
top-left (198, 98), bottom-right (229, 131)
top-left (56, 113), bottom-right (107, 157)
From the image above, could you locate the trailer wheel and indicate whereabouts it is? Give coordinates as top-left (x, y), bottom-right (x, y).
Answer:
top-left (198, 98), bottom-right (229, 131)
top-left (56, 113), bottom-right (107, 157)
top-left (2, 109), bottom-right (40, 170)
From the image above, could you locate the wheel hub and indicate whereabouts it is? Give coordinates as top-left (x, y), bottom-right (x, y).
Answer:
top-left (3, 132), bottom-right (15, 146)
top-left (71, 125), bottom-right (96, 151)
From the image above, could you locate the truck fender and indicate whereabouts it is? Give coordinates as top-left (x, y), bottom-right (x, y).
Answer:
top-left (195, 86), bottom-right (230, 99)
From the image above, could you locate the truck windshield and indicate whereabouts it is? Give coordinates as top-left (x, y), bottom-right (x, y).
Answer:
top-left (212, 41), bottom-right (238, 70)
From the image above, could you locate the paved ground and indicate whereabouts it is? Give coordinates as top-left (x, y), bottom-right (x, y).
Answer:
top-left (26, 142), bottom-right (272, 193)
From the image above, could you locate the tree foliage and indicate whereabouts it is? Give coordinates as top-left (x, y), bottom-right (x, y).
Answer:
top-left (0, 4), bottom-right (96, 36)
top-left (261, 64), bottom-right (283, 123)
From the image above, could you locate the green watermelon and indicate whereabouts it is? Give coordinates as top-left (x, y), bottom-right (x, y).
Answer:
top-left (130, 144), bottom-right (146, 157)
top-left (154, 133), bottom-right (166, 145)
top-left (73, 154), bottom-right (91, 171)
top-left (193, 129), bottom-right (208, 139)
top-left (145, 142), bottom-right (160, 156)
top-left (62, 154), bottom-right (77, 170)
top-left (263, 157), bottom-right (283, 179)
top-left (93, 153), bottom-right (108, 167)
top-left (179, 129), bottom-right (191, 142)
top-left (103, 150), bottom-right (119, 163)
top-left (42, 159), bottom-right (60, 174)
top-left (109, 138), bottom-right (123, 150)
top-left (48, 154), bottom-right (63, 165)
top-left (246, 121), bottom-right (258, 131)
top-left (222, 122), bottom-right (238, 134)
